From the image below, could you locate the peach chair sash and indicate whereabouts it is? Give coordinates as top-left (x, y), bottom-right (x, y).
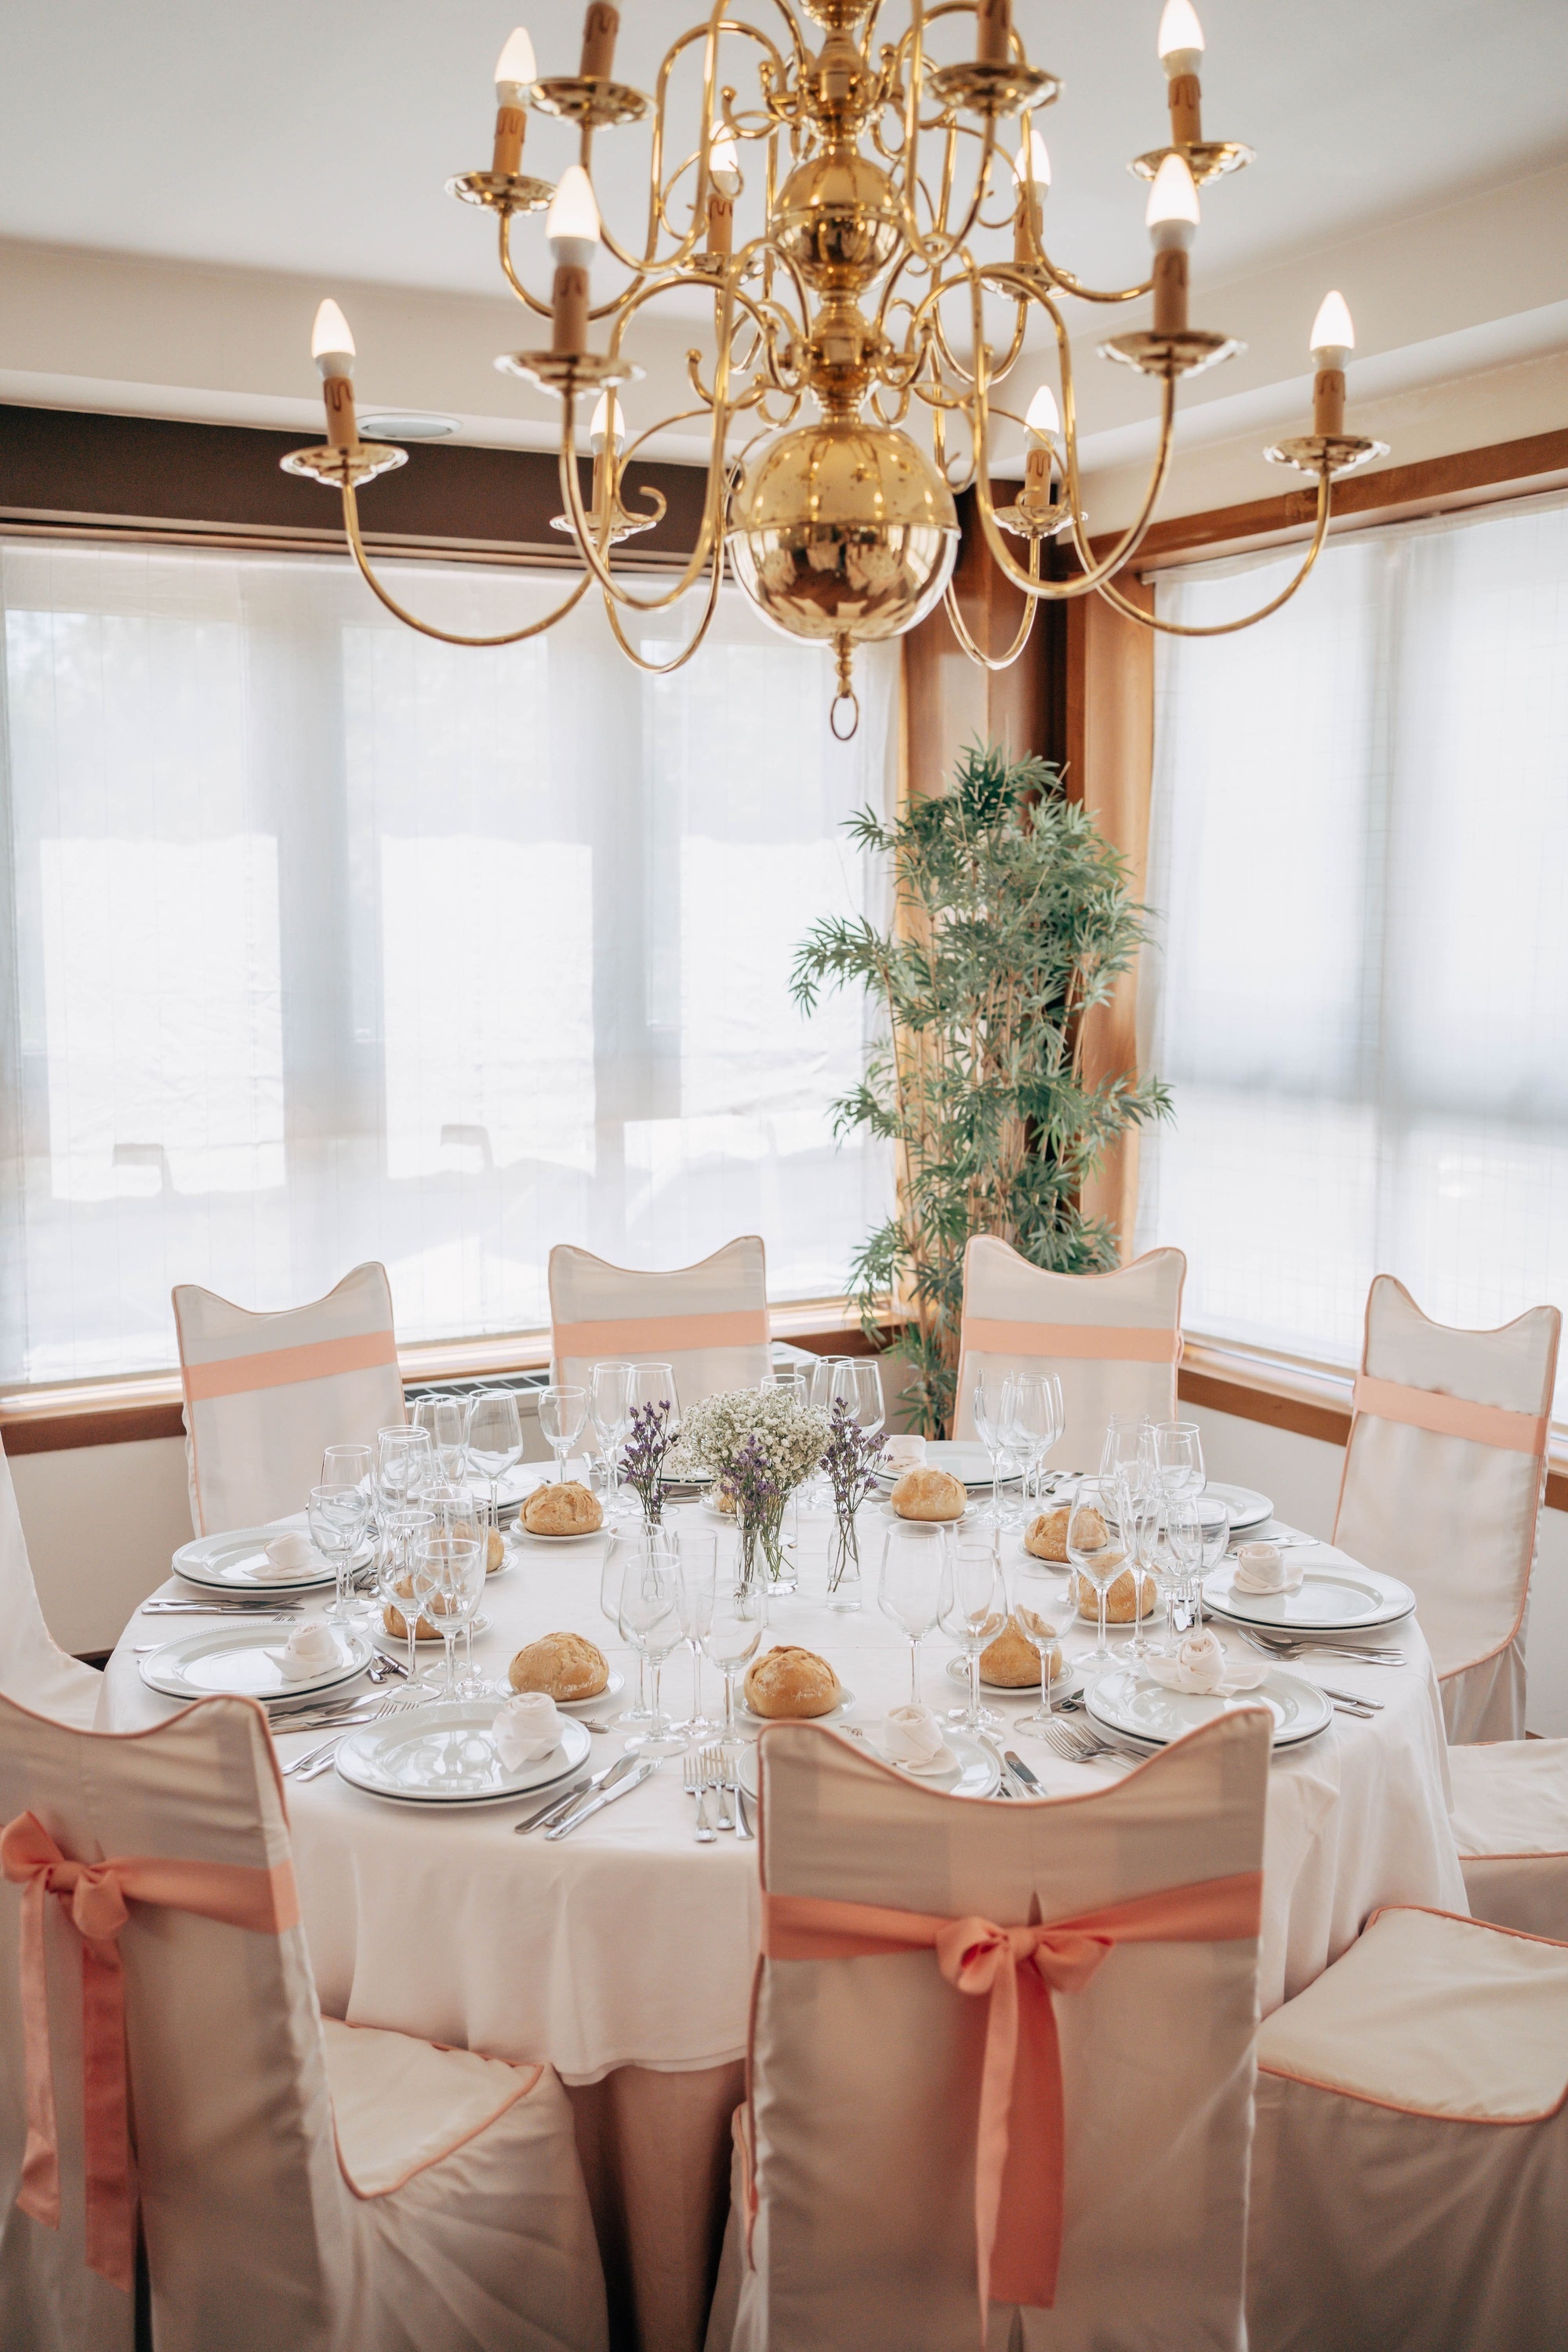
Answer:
top-left (1350, 1374), bottom-right (1548, 1457)
top-left (1, 1809), bottom-right (299, 2292)
top-left (551, 1309), bottom-right (770, 1360)
top-left (548, 1236), bottom-right (771, 1410)
top-left (760, 1868), bottom-right (1263, 2325)
top-left (958, 1319), bottom-right (1179, 1366)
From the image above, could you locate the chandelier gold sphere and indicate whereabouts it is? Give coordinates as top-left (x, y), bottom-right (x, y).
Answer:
top-left (284, 1), bottom-right (1389, 723)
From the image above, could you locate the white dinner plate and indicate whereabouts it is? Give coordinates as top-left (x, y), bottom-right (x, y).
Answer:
top-left (945, 1655), bottom-right (1084, 1702)
top-left (334, 1701), bottom-right (592, 1806)
top-left (1201, 1560), bottom-right (1416, 1633)
top-left (514, 1526), bottom-right (606, 1546)
top-left (557, 1671), bottom-right (625, 1712)
top-left (140, 1622), bottom-right (373, 1705)
top-left (873, 1441), bottom-right (1014, 1494)
top-left (740, 1725), bottom-right (1000, 1800)
top-left (172, 1524), bottom-right (339, 1596)
top-left (1205, 1482), bottom-right (1273, 1534)
top-left (1086, 1664), bottom-right (1331, 1751)
top-left (739, 1684), bottom-right (858, 1730)
top-left (873, 1499), bottom-right (978, 1529)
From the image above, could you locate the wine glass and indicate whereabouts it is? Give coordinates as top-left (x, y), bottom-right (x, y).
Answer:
top-left (626, 1363), bottom-right (681, 1434)
top-left (1168, 1492), bottom-right (1232, 1636)
top-left (1068, 1478), bottom-right (1126, 1668)
top-left (538, 1385), bottom-right (589, 1481)
top-left (1013, 1592), bottom-right (1065, 1730)
top-left (1148, 1421), bottom-right (1205, 1504)
top-left (1114, 1473), bottom-right (1163, 1664)
top-left (418, 1529), bottom-right (485, 1704)
top-left (759, 1367), bottom-right (807, 1405)
top-left (412, 1397), bottom-right (469, 1483)
top-left (1099, 1415), bottom-right (1149, 1486)
top-left (806, 1357), bottom-right (858, 1503)
top-left (671, 1526), bottom-right (718, 1738)
top-left (851, 1359), bottom-right (886, 1441)
top-left (377, 1505), bottom-right (436, 1685)
top-left (423, 1481), bottom-right (491, 1695)
top-left (466, 1391), bottom-right (523, 1528)
top-left (321, 1443), bottom-right (372, 1497)
top-left (1007, 1374), bottom-right (1063, 1507)
top-left (377, 1425), bottom-right (433, 1521)
top-left (601, 1530), bottom-right (652, 1729)
top-left (971, 1373), bottom-right (1016, 1526)
top-left (878, 1521), bottom-right (948, 1708)
top-left (702, 1578), bottom-right (764, 1747)
top-left (617, 1536), bottom-right (686, 1756)
top-left (588, 1360), bottom-right (633, 1509)
top-left (307, 1482), bottom-right (371, 1628)
top-left (940, 1534), bottom-right (1009, 1732)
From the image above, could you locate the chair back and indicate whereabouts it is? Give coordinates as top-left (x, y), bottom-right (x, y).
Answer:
top-left (549, 1236), bottom-right (771, 1406)
top-left (742, 1711), bottom-right (1270, 2352)
top-left (172, 1262), bottom-right (405, 1534)
top-left (0, 1447), bottom-right (100, 1729)
top-left (0, 1692), bottom-right (347, 2352)
top-left (1334, 1276), bottom-right (1559, 1722)
top-left (953, 1238), bottom-right (1185, 1466)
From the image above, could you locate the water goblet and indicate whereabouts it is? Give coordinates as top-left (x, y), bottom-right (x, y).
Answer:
top-left (425, 1481), bottom-right (492, 1694)
top-left (940, 1533), bottom-right (1009, 1732)
top-left (702, 1579), bottom-right (764, 1747)
top-left (466, 1391), bottom-right (523, 1529)
top-left (412, 1396), bottom-right (469, 1483)
top-left (321, 1443), bottom-right (372, 1498)
top-left (877, 1521), bottom-right (949, 1708)
top-left (1007, 1374), bottom-right (1062, 1508)
top-left (377, 1425), bottom-right (434, 1525)
top-left (377, 1506), bottom-right (437, 1686)
top-left (618, 1537), bottom-right (686, 1756)
top-left (589, 1362), bottom-right (633, 1511)
top-left (418, 1530), bottom-right (485, 1704)
top-left (601, 1530), bottom-right (654, 1727)
top-left (539, 1384), bottom-right (589, 1482)
top-left (1113, 1474), bottom-right (1163, 1664)
top-left (671, 1527), bottom-right (718, 1738)
top-left (1068, 1478), bottom-right (1126, 1667)
top-left (1149, 1421), bottom-right (1205, 1504)
top-left (971, 1373), bottom-right (1017, 1526)
top-left (1013, 1594), bottom-right (1067, 1730)
top-left (307, 1482), bottom-right (371, 1628)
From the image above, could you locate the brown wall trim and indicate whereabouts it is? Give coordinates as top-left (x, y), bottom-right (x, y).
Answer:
top-left (0, 402), bottom-right (706, 561)
top-left (1091, 427), bottom-right (1568, 572)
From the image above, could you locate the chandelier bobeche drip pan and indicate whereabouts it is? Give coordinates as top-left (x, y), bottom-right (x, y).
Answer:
top-left (283, 0), bottom-right (1388, 731)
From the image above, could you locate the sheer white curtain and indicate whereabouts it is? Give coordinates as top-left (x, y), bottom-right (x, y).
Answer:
top-left (0, 539), bottom-right (895, 1383)
top-left (1136, 489), bottom-right (1568, 1416)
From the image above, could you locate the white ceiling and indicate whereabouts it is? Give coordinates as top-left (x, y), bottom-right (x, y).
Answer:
top-left (2, 0), bottom-right (1564, 306)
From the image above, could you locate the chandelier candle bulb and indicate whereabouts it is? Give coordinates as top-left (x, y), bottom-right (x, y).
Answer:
top-left (1158, 0), bottom-right (1205, 145)
top-left (1146, 153), bottom-right (1200, 336)
top-left (977, 0), bottom-right (1011, 67)
top-left (310, 299), bottom-right (358, 450)
top-left (546, 164), bottom-right (601, 355)
top-left (706, 129), bottom-right (740, 256)
top-left (492, 27), bottom-right (535, 174)
top-left (1310, 289), bottom-right (1355, 436)
top-left (579, 2), bottom-right (619, 82)
top-left (1023, 383), bottom-right (1061, 498)
top-left (1011, 131), bottom-right (1050, 263)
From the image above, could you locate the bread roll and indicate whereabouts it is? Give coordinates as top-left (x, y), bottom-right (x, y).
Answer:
top-left (383, 1577), bottom-right (455, 1642)
top-left (1024, 1503), bottom-right (1109, 1563)
top-left (521, 1480), bottom-right (603, 1537)
top-left (890, 1467), bottom-right (967, 1523)
top-left (743, 1645), bottom-right (841, 1720)
top-left (455, 1521), bottom-right (507, 1573)
top-left (1074, 1566), bottom-right (1155, 1624)
top-left (508, 1630), bottom-right (609, 1700)
top-left (978, 1614), bottom-right (1058, 1688)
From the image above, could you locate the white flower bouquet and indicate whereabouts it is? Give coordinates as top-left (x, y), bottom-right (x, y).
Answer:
top-left (673, 1388), bottom-right (831, 1586)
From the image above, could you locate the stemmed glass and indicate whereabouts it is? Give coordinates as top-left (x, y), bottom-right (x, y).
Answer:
top-left (1099, 1414), bottom-right (1149, 1486)
top-left (308, 1481), bottom-right (371, 1628)
top-left (1007, 1374), bottom-right (1063, 1507)
top-left (1167, 1492), bottom-right (1232, 1639)
top-left (419, 1529), bottom-right (485, 1704)
top-left (321, 1443), bottom-right (372, 1497)
top-left (466, 1391), bottom-right (523, 1530)
top-left (412, 1397), bottom-right (469, 1483)
top-left (377, 1425), bottom-right (433, 1522)
top-left (878, 1521), bottom-right (949, 1708)
top-left (601, 1530), bottom-right (653, 1729)
top-left (806, 1357), bottom-right (858, 1502)
top-left (1147, 1421), bottom-right (1205, 1506)
top-left (1013, 1592), bottom-right (1065, 1730)
top-left (589, 1362), bottom-right (633, 1512)
top-left (941, 1534), bottom-right (1010, 1732)
top-left (1115, 1474), bottom-right (1163, 1664)
top-left (971, 1373), bottom-right (1016, 1525)
top-left (425, 1481), bottom-right (491, 1695)
top-left (617, 1534), bottom-right (686, 1755)
top-left (538, 1385), bottom-right (589, 1482)
top-left (626, 1363), bottom-right (681, 1434)
top-left (377, 1505), bottom-right (436, 1686)
top-left (759, 1367), bottom-right (807, 1405)
top-left (671, 1527), bottom-right (718, 1738)
top-left (702, 1577), bottom-right (764, 1748)
top-left (1068, 1478), bottom-right (1127, 1668)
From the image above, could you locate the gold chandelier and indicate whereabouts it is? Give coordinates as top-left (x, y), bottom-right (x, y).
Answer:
top-left (283, 0), bottom-right (1388, 735)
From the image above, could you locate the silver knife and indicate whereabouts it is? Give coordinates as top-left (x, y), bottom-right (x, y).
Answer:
top-left (545, 1759), bottom-right (657, 1841)
top-left (515, 1752), bottom-right (638, 1836)
top-left (1005, 1750), bottom-right (1042, 1791)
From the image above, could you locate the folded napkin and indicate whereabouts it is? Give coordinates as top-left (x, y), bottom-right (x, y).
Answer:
top-left (881, 1702), bottom-right (947, 1765)
top-left (1145, 1630), bottom-right (1268, 1698)
top-left (259, 1530), bottom-right (320, 1579)
top-left (1231, 1541), bottom-right (1305, 1596)
top-left (882, 1436), bottom-right (927, 1472)
top-left (270, 1621), bottom-right (343, 1679)
top-left (494, 1692), bottom-right (564, 1769)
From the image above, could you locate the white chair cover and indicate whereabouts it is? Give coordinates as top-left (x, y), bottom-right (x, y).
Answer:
top-left (0, 1690), bottom-right (608, 2352)
top-left (549, 1237), bottom-right (771, 1406)
top-left (1448, 1740), bottom-right (1568, 1940)
top-left (1332, 1276), bottom-right (1560, 1744)
top-left (953, 1238), bottom-right (1185, 1467)
top-left (0, 1444), bottom-right (99, 1730)
top-left (706, 1708), bottom-right (1271, 2352)
top-left (172, 1263), bottom-right (406, 1536)
top-left (1247, 1904), bottom-right (1568, 2351)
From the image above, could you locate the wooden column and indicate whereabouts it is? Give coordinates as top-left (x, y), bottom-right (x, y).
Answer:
top-left (1063, 568), bottom-right (1156, 1258)
top-left (902, 485), bottom-right (1049, 794)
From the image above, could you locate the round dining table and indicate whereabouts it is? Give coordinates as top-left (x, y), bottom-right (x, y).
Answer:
top-left (101, 1496), bottom-right (1468, 2352)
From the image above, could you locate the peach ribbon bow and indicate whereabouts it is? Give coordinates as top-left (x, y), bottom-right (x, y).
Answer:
top-left (763, 1869), bottom-right (1262, 2321)
top-left (1, 1809), bottom-right (300, 2293)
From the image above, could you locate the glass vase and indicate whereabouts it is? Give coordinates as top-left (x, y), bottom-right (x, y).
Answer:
top-left (826, 1508), bottom-right (862, 1610)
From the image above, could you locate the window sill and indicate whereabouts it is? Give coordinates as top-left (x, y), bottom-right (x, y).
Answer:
top-left (0, 1297), bottom-right (881, 1456)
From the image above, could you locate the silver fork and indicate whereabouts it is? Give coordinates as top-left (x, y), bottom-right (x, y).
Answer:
top-left (283, 1693), bottom-right (419, 1778)
top-left (1238, 1629), bottom-right (1406, 1667)
top-left (1037, 1719), bottom-right (1135, 1770)
top-left (702, 1744), bottom-right (737, 1831)
top-left (684, 1749), bottom-right (717, 1842)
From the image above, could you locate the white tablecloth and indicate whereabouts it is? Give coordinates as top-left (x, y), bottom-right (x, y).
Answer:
top-left (100, 1509), bottom-right (1468, 2075)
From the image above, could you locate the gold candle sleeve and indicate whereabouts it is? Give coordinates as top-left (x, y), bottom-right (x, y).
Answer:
top-left (976, 0), bottom-right (1011, 67)
top-left (1152, 247), bottom-right (1189, 336)
top-left (1167, 71), bottom-right (1203, 146)
top-left (1312, 368), bottom-right (1346, 437)
top-left (492, 104), bottom-right (526, 177)
top-left (552, 264), bottom-right (590, 356)
top-left (323, 376), bottom-right (358, 452)
top-left (580, 4), bottom-right (619, 79)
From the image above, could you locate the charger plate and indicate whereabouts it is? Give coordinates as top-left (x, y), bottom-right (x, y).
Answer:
top-left (1202, 1561), bottom-right (1415, 1633)
top-left (140, 1622), bottom-right (372, 1705)
top-left (172, 1524), bottom-right (337, 1596)
top-left (335, 1701), bottom-right (590, 1806)
top-left (1086, 1664), bottom-right (1331, 1751)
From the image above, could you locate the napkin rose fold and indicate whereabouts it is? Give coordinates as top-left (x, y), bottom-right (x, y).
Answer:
top-left (260, 1530), bottom-right (319, 1578)
top-left (881, 1702), bottom-right (947, 1764)
top-left (882, 1435), bottom-right (927, 1472)
top-left (1230, 1541), bottom-right (1305, 1596)
top-left (271, 1621), bottom-right (343, 1679)
top-left (494, 1692), bottom-right (564, 1769)
top-left (1145, 1630), bottom-right (1268, 1697)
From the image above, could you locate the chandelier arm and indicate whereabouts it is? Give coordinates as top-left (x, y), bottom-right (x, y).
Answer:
top-left (557, 406), bottom-right (729, 613)
top-left (338, 488), bottom-right (594, 645)
top-left (600, 539), bottom-right (727, 673)
top-left (942, 540), bottom-right (1041, 671)
top-left (497, 214), bottom-right (554, 318)
top-left (1093, 474), bottom-right (1334, 635)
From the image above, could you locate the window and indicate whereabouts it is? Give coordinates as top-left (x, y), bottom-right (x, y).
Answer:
top-left (0, 539), bottom-right (896, 1384)
top-left (1136, 488), bottom-right (1568, 1416)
